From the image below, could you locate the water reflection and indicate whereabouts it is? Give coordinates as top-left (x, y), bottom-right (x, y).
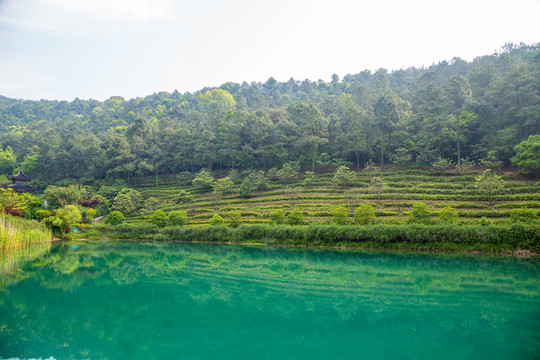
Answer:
top-left (0, 241), bottom-right (539, 360)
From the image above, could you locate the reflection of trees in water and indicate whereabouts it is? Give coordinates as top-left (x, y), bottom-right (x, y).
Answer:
top-left (7, 241), bottom-right (540, 319)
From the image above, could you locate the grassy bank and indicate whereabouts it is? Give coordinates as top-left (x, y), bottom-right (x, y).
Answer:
top-left (80, 223), bottom-right (540, 253)
top-left (0, 214), bottom-right (52, 250)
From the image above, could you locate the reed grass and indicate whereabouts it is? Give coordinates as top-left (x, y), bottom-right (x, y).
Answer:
top-left (0, 214), bottom-right (52, 251)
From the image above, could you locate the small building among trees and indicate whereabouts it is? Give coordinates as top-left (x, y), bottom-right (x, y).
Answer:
top-left (5, 167), bottom-right (37, 193)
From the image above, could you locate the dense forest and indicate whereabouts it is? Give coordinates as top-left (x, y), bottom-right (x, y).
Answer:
top-left (0, 43), bottom-right (539, 185)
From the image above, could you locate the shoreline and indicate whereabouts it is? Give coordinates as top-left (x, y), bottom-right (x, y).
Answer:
top-left (62, 236), bottom-right (540, 257)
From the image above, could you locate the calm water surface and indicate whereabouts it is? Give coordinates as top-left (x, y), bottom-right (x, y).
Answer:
top-left (0, 241), bottom-right (539, 359)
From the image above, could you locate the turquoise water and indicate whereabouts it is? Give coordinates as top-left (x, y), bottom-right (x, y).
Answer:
top-left (0, 241), bottom-right (539, 359)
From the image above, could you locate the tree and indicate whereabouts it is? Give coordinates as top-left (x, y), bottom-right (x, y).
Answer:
top-left (511, 135), bottom-right (540, 174)
top-left (104, 211), bottom-right (125, 225)
top-left (287, 103), bottom-right (328, 171)
top-left (332, 165), bottom-right (356, 187)
top-left (354, 204), bottom-right (376, 225)
top-left (111, 188), bottom-right (142, 215)
top-left (44, 185), bottom-right (88, 208)
top-left (193, 169), bottom-right (215, 190)
top-left (374, 91), bottom-right (410, 170)
top-left (439, 206), bottom-right (459, 224)
top-left (212, 176), bottom-right (234, 207)
top-left (269, 209), bottom-right (285, 225)
top-left (445, 75), bottom-right (471, 164)
top-left (0, 146), bottom-right (17, 175)
top-left (47, 205), bottom-right (82, 235)
top-left (210, 213), bottom-right (225, 225)
top-left (370, 177), bottom-right (386, 207)
top-left (475, 169), bottom-right (504, 206)
top-left (168, 211), bottom-right (187, 226)
top-left (227, 210), bottom-right (242, 228)
top-left (287, 208), bottom-right (305, 225)
top-left (331, 205), bottom-right (350, 225)
top-left (149, 210), bottom-right (168, 227)
top-left (408, 203), bottom-right (432, 224)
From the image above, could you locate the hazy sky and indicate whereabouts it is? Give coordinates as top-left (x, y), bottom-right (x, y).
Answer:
top-left (1, 0), bottom-right (539, 101)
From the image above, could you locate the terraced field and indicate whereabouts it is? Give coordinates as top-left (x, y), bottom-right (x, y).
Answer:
top-left (132, 169), bottom-right (539, 226)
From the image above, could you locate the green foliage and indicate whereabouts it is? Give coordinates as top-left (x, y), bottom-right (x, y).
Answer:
top-left (370, 177), bottom-right (386, 206)
top-left (213, 177), bottom-right (234, 197)
top-left (269, 209), bottom-right (285, 225)
top-left (432, 157), bottom-right (454, 170)
top-left (111, 188), bottom-right (142, 215)
top-left (34, 209), bottom-right (51, 221)
top-left (239, 178), bottom-right (253, 198)
top-left (173, 190), bottom-right (193, 204)
top-left (227, 210), bottom-right (242, 228)
top-left (362, 160), bottom-right (380, 173)
top-left (408, 203), bottom-right (432, 225)
top-left (454, 157), bottom-right (475, 173)
top-left (302, 171), bottom-right (316, 186)
top-left (83, 208), bottom-right (96, 224)
top-left (475, 169), bottom-right (504, 205)
top-left (439, 206), bottom-right (459, 224)
top-left (480, 151), bottom-right (503, 169)
top-left (331, 205), bottom-right (350, 225)
top-left (333, 165), bottom-right (356, 187)
top-left (47, 205), bottom-right (82, 235)
top-left (511, 135), bottom-right (540, 174)
top-left (44, 185), bottom-right (88, 208)
top-left (167, 211), bottom-right (187, 226)
top-left (247, 171), bottom-right (269, 191)
top-left (209, 213), bottom-right (225, 225)
top-left (391, 148), bottom-right (412, 166)
top-left (509, 207), bottom-right (538, 224)
top-left (192, 169), bottom-right (215, 190)
top-left (0, 146), bottom-right (17, 175)
top-left (150, 210), bottom-right (168, 227)
top-left (277, 162), bottom-right (299, 183)
top-left (104, 211), bottom-right (125, 226)
top-left (354, 204), bottom-right (376, 225)
top-left (287, 208), bottom-right (306, 225)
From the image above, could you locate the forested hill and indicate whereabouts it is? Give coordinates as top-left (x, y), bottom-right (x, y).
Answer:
top-left (0, 43), bottom-right (539, 183)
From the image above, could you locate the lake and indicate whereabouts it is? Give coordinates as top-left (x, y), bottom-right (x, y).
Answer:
top-left (1, 241), bottom-right (539, 359)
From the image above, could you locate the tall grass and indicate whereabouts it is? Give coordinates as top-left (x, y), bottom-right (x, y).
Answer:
top-left (0, 214), bottom-right (52, 251)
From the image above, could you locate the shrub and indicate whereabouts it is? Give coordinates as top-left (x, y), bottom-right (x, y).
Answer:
top-left (454, 157), bottom-right (475, 173)
top-left (247, 171), bottom-right (269, 191)
top-left (193, 169), bottom-right (215, 190)
top-left (303, 171), bottom-right (316, 186)
top-left (432, 157), bottom-right (454, 170)
top-left (34, 209), bottom-right (51, 221)
top-left (333, 165), bottom-right (356, 187)
top-left (47, 205), bottom-right (82, 235)
top-left (509, 207), bottom-right (538, 224)
top-left (239, 178), bottom-right (253, 198)
top-left (269, 209), bottom-right (285, 225)
top-left (287, 208), bottom-right (305, 225)
top-left (477, 217), bottom-right (493, 226)
top-left (83, 208), bottom-right (97, 224)
top-left (354, 204), bottom-right (376, 225)
top-left (150, 210), bottom-right (168, 227)
top-left (475, 169), bottom-right (504, 206)
top-left (228, 210), bottom-right (242, 228)
top-left (408, 203), bottom-right (432, 225)
top-left (362, 160), bottom-right (380, 173)
top-left (439, 206), bottom-right (458, 224)
top-left (173, 190), bottom-right (193, 204)
top-left (331, 205), bottom-right (350, 225)
top-left (210, 213), bottom-right (225, 225)
top-left (104, 210), bottom-right (125, 226)
top-left (167, 211), bottom-right (187, 226)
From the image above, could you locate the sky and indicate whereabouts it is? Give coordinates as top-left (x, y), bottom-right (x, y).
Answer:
top-left (0, 0), bottom-right (539, 101)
